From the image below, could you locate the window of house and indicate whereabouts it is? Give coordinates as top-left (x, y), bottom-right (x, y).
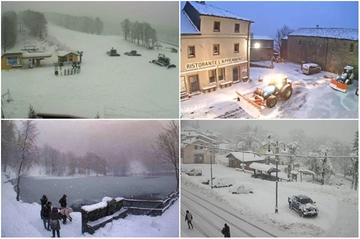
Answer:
top-left (69, 54), bottom-right (73, 62)
top-left (298, 39), bottom-right (302, 46)
top-left (194, 145), bottom-right (198, 149)
top-left (234, 43), bottom-right (239, 53)
top-left (213, 44), bottom-right (220, 55)
top-left (218, 68), bottom-right (225, 81)
top-left (209, 69), bottom-right (216, 84)
top-left (188, 46), bottom-right (195, 58)
top-left (214, 21), bottom-right (220, 32)
top-left (350, 43), bottom-right (354, 53)
top-left (234, 23), bottom-right (240, 33)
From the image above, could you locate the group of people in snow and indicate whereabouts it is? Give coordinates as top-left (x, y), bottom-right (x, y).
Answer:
top-left (40, 194), bottom-right (73, 237)
top-left (185, 210), bottom-right (231, 237)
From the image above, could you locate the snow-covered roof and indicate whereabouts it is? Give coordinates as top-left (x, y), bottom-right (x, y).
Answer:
top-left (22, 51), bottom-right (52, 59)
top-left (56, 50), bottom-right (79, 57)
top-left (1, 52), bottom-right (23, 57)
top-left (182, 137), bottom-right (208, 146)
top-left (252, 35), bottom-right (274, 40)
top-left (249, 162), bottom-right (280, 173)
top-left (181, 10), bottom-right (201, 35)
top-left (288, 28), bottom-right (358, 41)
top-left (226, 152), bottom-right (264, 162)
top-left (186, 1), bottom-right (252, 22)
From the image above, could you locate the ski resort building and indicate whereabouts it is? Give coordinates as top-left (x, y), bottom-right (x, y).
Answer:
top-left (1, 51), bottom-right (52, 70)
top-left (250, 35), bottom-right (274, 62)
top-left (180, 1), bottom-right (253, 100)
top-left (281, 27), bottom-right (358, 76)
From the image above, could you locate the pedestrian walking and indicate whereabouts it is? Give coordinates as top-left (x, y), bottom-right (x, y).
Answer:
top-left (185, 210), bottom-right (193, 229)
top-left (49, 207), bottom-right (61, 238)
top-left (221, 223), bottom-right (231, 237)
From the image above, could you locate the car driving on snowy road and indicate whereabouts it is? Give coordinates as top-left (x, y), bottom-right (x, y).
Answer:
top-left (288, 195), bottom-right (319, 217)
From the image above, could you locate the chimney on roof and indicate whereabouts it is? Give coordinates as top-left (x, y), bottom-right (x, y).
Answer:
top-left (316, 25), bottom-right (319, 28)
top-left (198, 1), bottom-right (205, 4)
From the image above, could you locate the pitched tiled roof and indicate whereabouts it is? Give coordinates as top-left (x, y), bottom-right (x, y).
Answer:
top-left (288, 28), bottom-right (358, 41)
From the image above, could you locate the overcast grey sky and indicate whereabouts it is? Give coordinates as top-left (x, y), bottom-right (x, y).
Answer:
top-left (189, 120), bottom-right (358, 144)
top-left (2, 1), bottom-right (179, 28)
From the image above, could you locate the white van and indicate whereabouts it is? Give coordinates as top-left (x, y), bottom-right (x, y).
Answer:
top-left (228, 183), bottom-right (254, 194)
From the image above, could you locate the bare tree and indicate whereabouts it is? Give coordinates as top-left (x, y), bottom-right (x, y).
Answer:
top-left (15, 120), bottom-right (39, 201)
top-left (274, 25), bottom-right (294, 52)
top-left (351, 130), bottom-right (358, 190)
top-left (153, 121), bottom-right (179, 190)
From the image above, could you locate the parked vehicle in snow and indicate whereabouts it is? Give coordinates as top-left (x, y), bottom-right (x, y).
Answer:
top-left (186, 169), bottom-right (202, 176)
top-left (201, 177), bottom-right (215, 185)
top-left (228, 183), bottom-right (254, 194)
top-left (301, 63), bottom-right (321, 75)
top-left (213, 177), bottom-right (234, 188)
top-left (288, 195), bottom-right (319, 217)
top-left (124, 50), bottom-right (141, 56)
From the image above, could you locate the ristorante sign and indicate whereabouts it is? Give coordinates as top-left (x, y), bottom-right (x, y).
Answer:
top-left (185, 56), bottom-right (245, 70)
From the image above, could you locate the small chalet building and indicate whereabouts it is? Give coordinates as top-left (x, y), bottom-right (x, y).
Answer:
top-left (180, 1), bottom-right (253, 100)
top-left (250, 35), bottom-right (274, 62)
top-left (57, 51), bottom-right (79, 64)
top-left (226, 152), bottom-right (265, 170)
top-left (281, 27), bottom-right (358, 75)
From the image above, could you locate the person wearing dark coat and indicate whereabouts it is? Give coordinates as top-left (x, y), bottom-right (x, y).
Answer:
top-left (185, 210), bottom-right (193, 229)
top-left (49, 207), bottom-right (61, 238)
top-left (59, 194), bottom-right (68, 224)
top-left (42, 201), bottom-right (52, 231)
top-left (221, 223), bottom-right (231, 237)
top-left (40, 195), bottom-right (48, 219)
top-left (59, 195), bottom-right (67, 208)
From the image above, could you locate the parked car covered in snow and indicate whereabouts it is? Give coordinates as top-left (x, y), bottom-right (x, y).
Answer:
top-left (213, 177), bottom-right (234, 188)
top-left (288, 195), bottom-right (319, 217)
top-left (186, 169), bottom-right (202, 176)
top-left (301, 63), bottom-right (321, 75)
top-left (228, 183), bottom-right (254, 194)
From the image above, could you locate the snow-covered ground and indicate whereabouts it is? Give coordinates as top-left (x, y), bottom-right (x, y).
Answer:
top-left (1, 174), bottom-right (179, 237)
top-left (1, 23), bottom-right (179, 119)
top-left (181, 61), bottom-right (358, 119)
top-left (181, 163), bottom-right (358, 237)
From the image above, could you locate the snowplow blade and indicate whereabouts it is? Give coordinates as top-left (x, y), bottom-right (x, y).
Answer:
top-left (329, 79), bottom-right (348, 93)
top-left (236, 91), bottom-right (264, 118)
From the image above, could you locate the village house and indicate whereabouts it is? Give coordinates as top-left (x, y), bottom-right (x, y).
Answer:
top-left (250, 35), bottom-right (274, 62)
top-left (180, 1), bottom-right (253, 100)
top-left (281, 27), bottom-right (358, 76)
top-left (226, 152), bottom-right (265, 170)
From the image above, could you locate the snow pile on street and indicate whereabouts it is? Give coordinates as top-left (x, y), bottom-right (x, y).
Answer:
top-left (181, 163), bottom-right (358, 237)
top-left (1, 174), bottom-right (179, 237)
top-left (1, 22), bottom-right (179, 119)
top-left (181, 61), bottom-right (358, 119)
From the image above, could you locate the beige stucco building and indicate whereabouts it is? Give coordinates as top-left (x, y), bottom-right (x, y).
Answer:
top-left (180, 1), bottom-right (253, 100)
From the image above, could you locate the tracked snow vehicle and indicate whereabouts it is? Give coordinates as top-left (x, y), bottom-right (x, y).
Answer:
top-left (149, 53), bottom-right (176, 69)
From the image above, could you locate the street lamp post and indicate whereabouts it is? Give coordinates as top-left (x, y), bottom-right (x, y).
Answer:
top-left (267, 137), bottom-right (286, 214)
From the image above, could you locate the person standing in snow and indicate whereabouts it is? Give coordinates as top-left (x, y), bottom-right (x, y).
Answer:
top-left (42, 201), bottom-right (52, 231)
top-left (59, 194), bottom-right (67, 208)
top-left (221, 223), bottom-right (231, 237)
top-left (49, 207), bottom-right (61, 238)
top-left (40, 195), bottom-right (48, 219)
top-left (185, 210), bottom-right (193, 229)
